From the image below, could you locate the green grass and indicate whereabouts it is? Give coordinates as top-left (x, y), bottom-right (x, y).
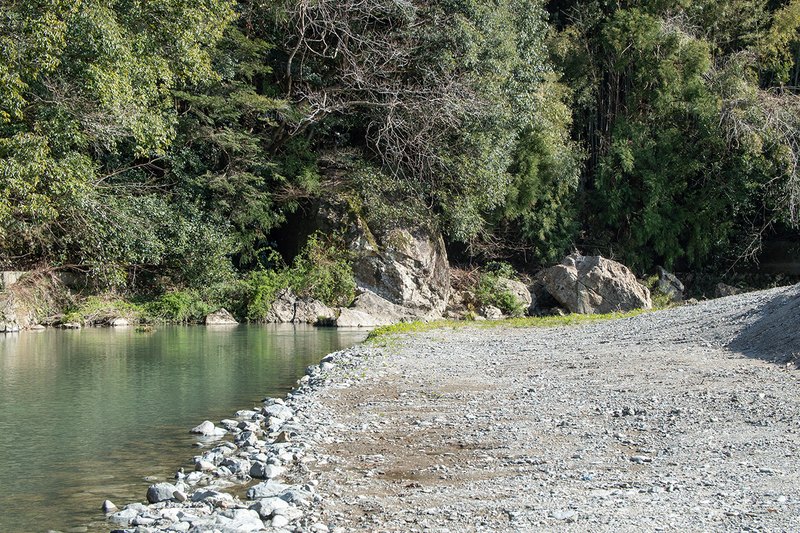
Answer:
top-left (365, 308), bottom-right (650, 343)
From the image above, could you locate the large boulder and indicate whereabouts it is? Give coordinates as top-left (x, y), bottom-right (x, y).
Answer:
top-left (205, 308), bottom-right (238, 325)
top-left (315, 200), bottom-right (450, 320)
top-left (543, 254), bottom-right (651, 314)
top-left (333, 290), bottom-right (405, 327)
top-left (350, 224), bottom-right (449, 319)
top-left (146, 482), bottom-right (177, 503)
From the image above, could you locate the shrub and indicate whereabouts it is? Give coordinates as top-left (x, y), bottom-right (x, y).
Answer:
top-left (243, 268), bottom-right (290, 322)
top-left (147, 290), bottom-right (213, 323)
top-left (457, 262), bottom-right (526, 317)
top-left (243, 231), bottom-right (356, 321)
top-left (289, 232), bottom-right (356, 307)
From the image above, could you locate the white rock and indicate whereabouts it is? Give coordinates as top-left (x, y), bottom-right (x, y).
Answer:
top-left (102, 500), bottom-right (118, 513)
top-left (263, 404), bottom-right (293, 420)
top-left (250, 496), bottom-right (290, 518)
top-left (271, 514), bottom-right (291, 528)
top-left (146, 482), bottom-right (177, 503)
top-left (190, 420), bottom-right (226, 436)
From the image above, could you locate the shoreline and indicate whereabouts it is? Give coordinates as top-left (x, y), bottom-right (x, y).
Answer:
top-left (105, 284), bottom-right (800, 532)
top-left (103, 343), bottom-right (382, 533)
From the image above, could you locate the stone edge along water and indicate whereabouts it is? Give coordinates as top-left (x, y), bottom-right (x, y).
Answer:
top-left (104, 344), bottom-right (379, 533)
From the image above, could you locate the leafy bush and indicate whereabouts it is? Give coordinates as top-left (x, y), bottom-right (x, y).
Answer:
top-left (242, 267), bottom-right (289, 322)
top-left (642, 275), bottom-right (681, 310)
top-left (243, 231), bottom-right (356, 321)
top-left (469, 262), bottom-right (526, 317)
top-left (147, 290), bottom-right (213, 323)
top-left (290, 232), bottom-right (356, 307)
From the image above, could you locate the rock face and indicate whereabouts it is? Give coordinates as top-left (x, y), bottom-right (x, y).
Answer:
top-left (264, 288), bottom-right (335, 324)
top-left (315, 200), bottom-right (450, 321)
top-left (205, 308), bottom-right (238, 325)
top-left (0, 293), bottom-right (31, 332)
top-left (543, 254), bottom-right (651, 314)
top-left (350, 223), bottom-right (450, 319)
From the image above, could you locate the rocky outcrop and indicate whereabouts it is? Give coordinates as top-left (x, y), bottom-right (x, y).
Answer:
top-left (543, 254), bottom-right (651, 314)
top-left (263, 289), bottom-right (335, 324)
top-left (205, 308), bottom-right (238, 325)
top-left (0, 293), bottom-right (31, 332)
top-left (315, 200), bottom-right (450, 322)
top-left (350, 223), bottom-right (449, 319)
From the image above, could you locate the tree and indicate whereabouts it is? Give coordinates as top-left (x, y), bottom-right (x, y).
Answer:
top-left (552, 1), bottom-right (800, 270)
top-left (0, 0), bottom-right (236, 284)
top-left (237, 0), bottom-right (576, 246)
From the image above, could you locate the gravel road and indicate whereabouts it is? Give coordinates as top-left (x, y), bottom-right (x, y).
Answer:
top-left (289, 283), bottom-right (800, 533)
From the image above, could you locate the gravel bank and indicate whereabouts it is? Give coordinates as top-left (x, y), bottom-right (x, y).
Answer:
top-left (294, 283), bottom-right (800, 532)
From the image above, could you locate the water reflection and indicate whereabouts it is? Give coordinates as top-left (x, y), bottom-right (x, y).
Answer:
top-left (0, 324), bottom-right (366, 533)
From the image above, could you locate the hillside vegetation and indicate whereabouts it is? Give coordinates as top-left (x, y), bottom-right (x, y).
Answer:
top-left (2, 0), bottom-right (799, 301)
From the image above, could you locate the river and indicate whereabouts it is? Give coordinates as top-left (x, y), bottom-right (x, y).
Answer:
top-left (0, 324), bottom-right (367, 533)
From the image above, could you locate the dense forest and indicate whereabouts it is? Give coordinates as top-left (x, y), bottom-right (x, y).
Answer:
top-left (2, 0), bottom-right (800, 305)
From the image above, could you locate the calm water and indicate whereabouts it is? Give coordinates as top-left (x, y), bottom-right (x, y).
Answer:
top-left (0, 324), bottom-right (367, 533)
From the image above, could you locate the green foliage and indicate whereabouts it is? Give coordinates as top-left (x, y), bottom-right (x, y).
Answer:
top-left (758, 0), bottom-right (800, 84)
top-left (642, 275), bottom-right (680, 310)
top-left (250, 0), bottom-right (574, 247)
top-left (62, 295), bottom-right (146, 325)
top-left (290, 232), bottom-right (356, 307)
top-left (5, 0), bottom-right (800, 291)
top-left (147, 290), bottom-right (213, 323)
top-left (554, 2), bottom-right (799, 271)
top-left (241, 268), bottom-right (287, 322)
top-left (243, 232), bottom-right (355, 321)
top-left (496, 125), bottom-right (581, 263)
top-left (0, 0), bottom-right (238, 283)
top-left (472, 263), bottom-right (526, 317)
top-left (351, 164), bottom-right (432, 231)
top-left (167, 26), bottom-right (293, 264)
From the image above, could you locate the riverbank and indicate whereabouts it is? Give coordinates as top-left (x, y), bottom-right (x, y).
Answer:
top-left (104, 283), bottom-right (800, 532)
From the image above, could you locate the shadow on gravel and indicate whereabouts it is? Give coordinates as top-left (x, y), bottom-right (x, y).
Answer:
top-left (726, 284), bottom-right (800, 365)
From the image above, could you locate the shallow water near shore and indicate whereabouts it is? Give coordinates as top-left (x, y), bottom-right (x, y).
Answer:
top-left (0, 324), bottom-right (367, 533)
